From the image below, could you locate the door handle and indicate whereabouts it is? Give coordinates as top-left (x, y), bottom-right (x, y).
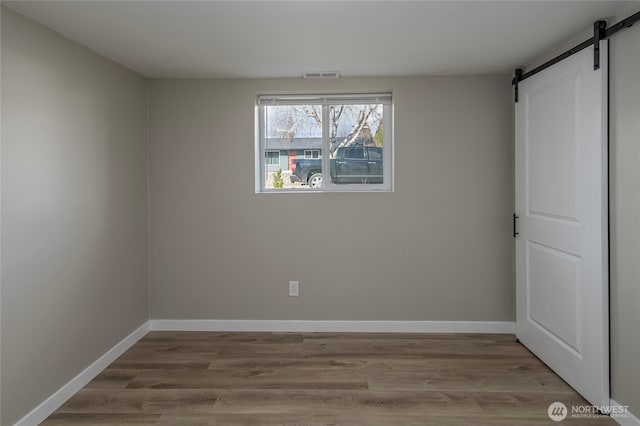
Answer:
top-left (513, 213), bottom-right (519, 238)
top-left (336, 161), bottom-right (347, 165)
top-left (367, 161), bottom-right (376, 165)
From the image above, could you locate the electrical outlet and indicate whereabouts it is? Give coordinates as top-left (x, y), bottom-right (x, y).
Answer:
top-left (289, 281), bottom-right (299, 297)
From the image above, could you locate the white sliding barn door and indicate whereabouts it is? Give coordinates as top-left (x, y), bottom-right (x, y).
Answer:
top-left (515, 41), bottom-right (609, 407)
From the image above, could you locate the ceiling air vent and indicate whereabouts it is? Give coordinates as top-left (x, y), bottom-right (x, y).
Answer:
top-left (303, 71), bottom-right (340, 79)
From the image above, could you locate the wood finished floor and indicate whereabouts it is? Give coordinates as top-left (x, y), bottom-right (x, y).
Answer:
top-left (43, 332), bottom-right (615, 425)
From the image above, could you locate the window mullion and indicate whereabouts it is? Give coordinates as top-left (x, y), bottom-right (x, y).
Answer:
top-left (383, 104), bottom-right (392, 191)
top-left (258, 106), bottom-right (266, 192)
top-left (321, 105), bottom-right (330, 189)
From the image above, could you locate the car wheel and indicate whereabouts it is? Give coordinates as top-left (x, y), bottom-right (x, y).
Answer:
top-left (308, 173), bottom-right (323, 189)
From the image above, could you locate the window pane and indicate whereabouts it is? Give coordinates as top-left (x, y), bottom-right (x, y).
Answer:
top-left (264, 105), bottom-right (322, 189)
top-left (368, 148), bottom-right (383, 160)
top-left (265, 151), bottom-right (279, 165)
top-left (329, 104), bottom-right (383, 185)
top-left (343, 148), bottom-right (365, 159)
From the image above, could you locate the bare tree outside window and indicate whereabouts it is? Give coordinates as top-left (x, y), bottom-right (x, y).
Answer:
top-left (267, 104), bottom-right (383, 156)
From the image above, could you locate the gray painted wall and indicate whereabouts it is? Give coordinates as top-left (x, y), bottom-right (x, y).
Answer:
top-left (148, 76), bottom-right (515, 321)
top-left (610, 20), bottom-right (640, 418)
top-left (1, 8), bottom-right (148, 425)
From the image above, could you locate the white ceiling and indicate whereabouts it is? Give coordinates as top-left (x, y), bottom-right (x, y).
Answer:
top-left (5, 1), bottom-right (640, 78)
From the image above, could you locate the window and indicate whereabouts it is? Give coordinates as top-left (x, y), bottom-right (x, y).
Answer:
top-left (343, 148), bottom-right (365, 160)
top-left (304, 150), bottom-right (320, 159)
top-left (256, 93), bottom-right (393, 192)
top-left (265, 151), bottom-right (280, 165)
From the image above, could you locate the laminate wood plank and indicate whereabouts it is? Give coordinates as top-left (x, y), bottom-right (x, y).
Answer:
top-left (84, 369), bottom-right (140, 389)
top-left (203, 353), bottom-right (548, 368)
top-left (41, 413), bottom-right (160, 425)
top-left (142, 331), bottom-right (305, 343)
top-left (111, 350), bottom-right (215, 369)
top-left (110, 359), bottom-right (212, 370)
top-left (301, 337), bottom-right (532, 358)
top-left (299, 332), bottom-right (517, 342)
top-left (125, 367), bottom-right (369, 390)
top-left (155, 413), bottom-right (614, 426)
top-left (367, 363), bottom-right (575, 393)
top-left (56, 389), bottom-right (483, 416)
top-left (56, 389), bottom-right (222, 414)
top-left (206, 356), bottom-right (374, 370)
top-left (125, 341), bottom-right (310, 355)
top-left (208, 389), bottom-right (485, 416)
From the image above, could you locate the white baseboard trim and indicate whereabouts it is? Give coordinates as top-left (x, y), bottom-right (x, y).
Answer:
top-left (149, 319), bottom-right (515, 334)
top-left (14, 321), bottom-right (150, 426)
top-left (610, 400), bottom-right (640, 426)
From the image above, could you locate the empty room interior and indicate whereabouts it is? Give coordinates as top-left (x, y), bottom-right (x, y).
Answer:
top-left (1, 1), bottom-right (640, 425)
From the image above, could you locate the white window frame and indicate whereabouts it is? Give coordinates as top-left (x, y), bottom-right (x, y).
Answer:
top-left (304, 149), bottom-right (320, 159)
top-left (255, 92), bottom-right (393, 193)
